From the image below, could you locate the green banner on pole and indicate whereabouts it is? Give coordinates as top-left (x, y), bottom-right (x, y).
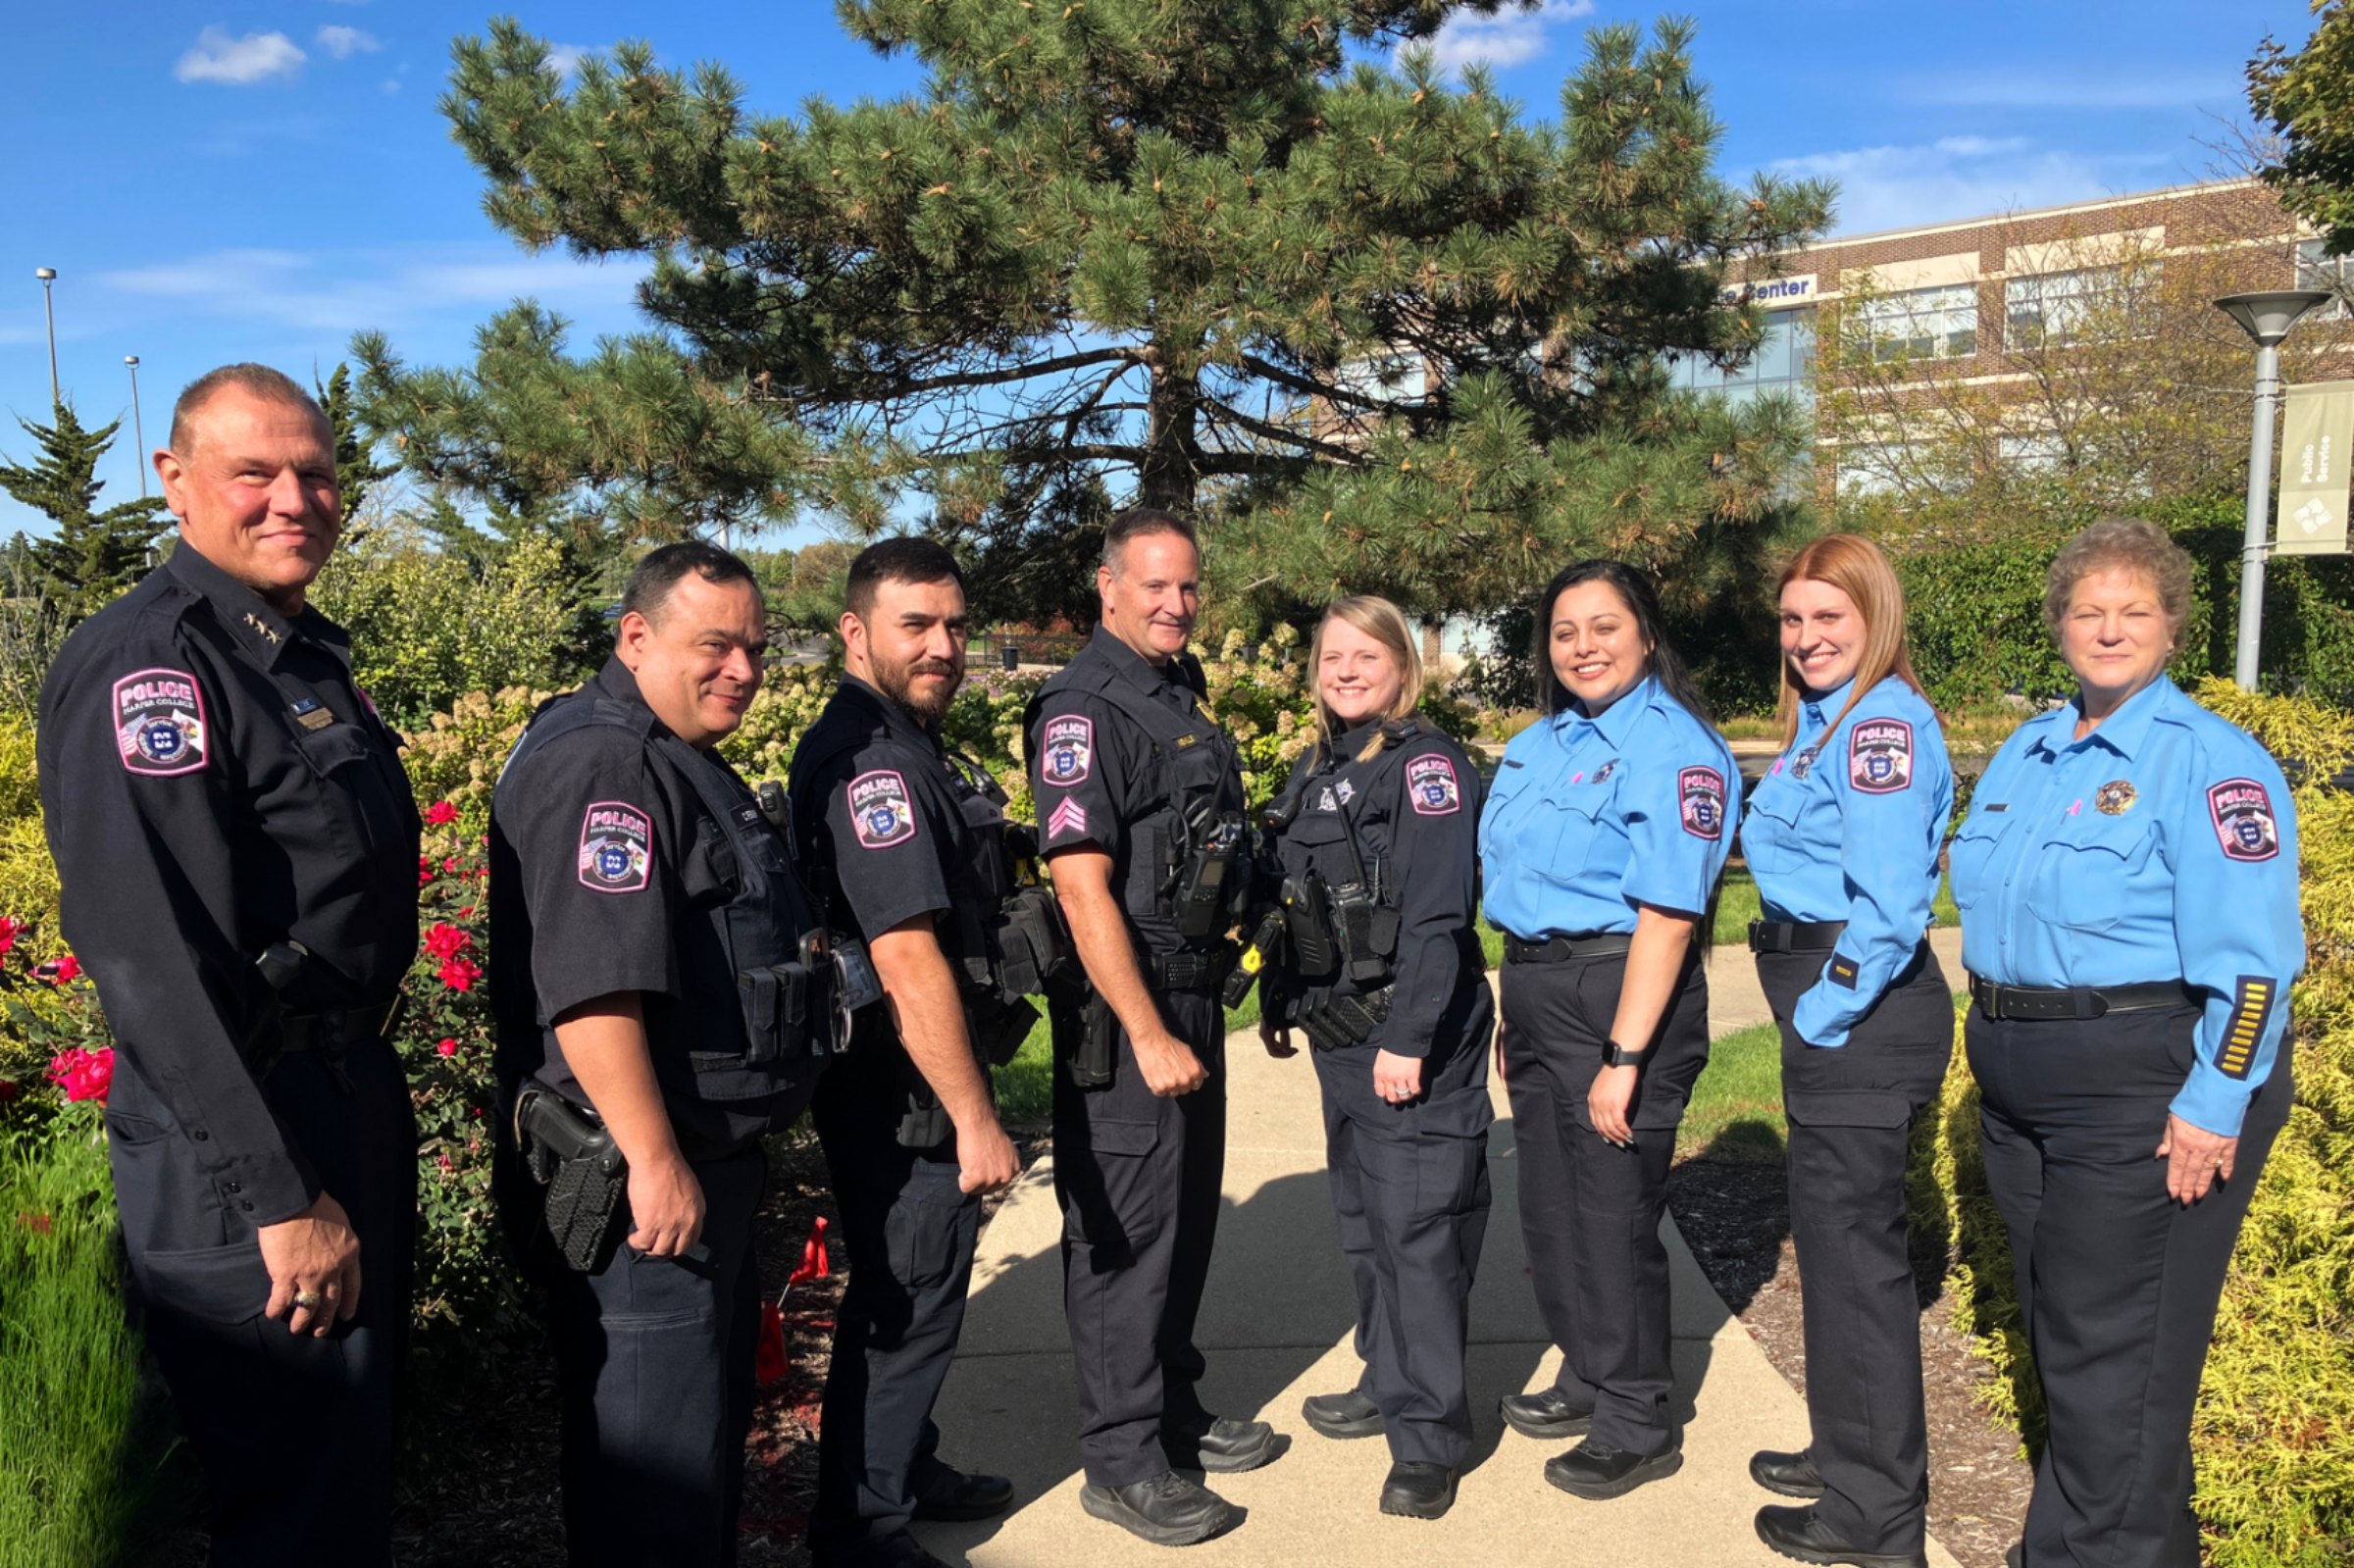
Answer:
top-left (2277, 379), bottom-right (2354, 556)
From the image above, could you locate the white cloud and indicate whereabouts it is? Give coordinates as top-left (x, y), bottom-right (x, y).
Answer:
top-left (1769, 136), bottom-right (2177, 238)
top-left (315, 25), bottom-right (381, 60)
top-left (173, 26), bottom-right (306, 86)
top-left (92, 245), bottom-right (640, 333)
top-left (1905, 72), bottom-right (2237, 111)
top-left (544, 42), bottom-right (602, 78)
top-left (382, 78), bottom-right (400, 95)
top-left (1409, 0), bottom-right (1594, 76)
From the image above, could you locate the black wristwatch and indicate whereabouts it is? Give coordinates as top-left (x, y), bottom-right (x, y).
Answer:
top-left (1601, 1038), bottom-right (1648, 1069)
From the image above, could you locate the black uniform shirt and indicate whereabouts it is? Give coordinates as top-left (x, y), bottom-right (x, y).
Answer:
top-left (787, 675), bottom-right (963, 946)
top-left (38, 545), bottom-right (422, 1226)
top-left (1028, 627), bottom-right (1240, 953)
top-left (487, 655), bottom-right (794, 1151)
top-left (1277, 717), bottom-right (1487, 1059)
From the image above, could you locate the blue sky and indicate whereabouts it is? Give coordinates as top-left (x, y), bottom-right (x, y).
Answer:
top-left (0, 0), bottom-right (2318, 544)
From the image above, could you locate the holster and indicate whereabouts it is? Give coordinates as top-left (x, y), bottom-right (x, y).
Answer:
top-left (514, 1080), bottom-right (628, 1272)
top-left (1296, 986), bottom-right (1393, 1052)
top-left (990, 884), bottom-right (1072, 1003)
top-left (1067, 989), bottom-right (1116, 1089)
top-left (969, 992), bottom-right (1040, 1070)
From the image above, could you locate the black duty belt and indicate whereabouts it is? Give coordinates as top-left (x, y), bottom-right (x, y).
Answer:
top-left (1151, 948), bottom-right (1238, 992)
top-left (1749, 919), bottom-right (1848, 954)
top-left (281, 997), bottom-right (403, 1054)
top-left (1969, 977), bottom-right (2198, 1023)
top-left (1503, 933), bottom-right (1634, 965)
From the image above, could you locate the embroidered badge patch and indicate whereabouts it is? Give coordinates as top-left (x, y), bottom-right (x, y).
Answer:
top-left (577, 801), bottom-right (652, 893)
top-left (1335, 779), bottom-right (1356, 804)
top-left (2216, 976), bottom-right (2277, 1080)
top-left (1789, 743), bottom-right (1819, 783)
top-left (1316, 787), bottom-right (1339, 812)
top-left (1678, 765), bottom-right (1727, 840)
top-left (112, 668), bottom-right (207, 777)
top-left (2095, 779), bottom-right (2139, 816)
top-left (1591, 758), bottom-right (1618, 784)
top-left (1047, 795), bottom-right (1090, 841)
top-left (848, 770), bottom-right (918, 850)
top-left (1407, 754), bottom-right (1461, 816)
top-left (1040, 715), bottom-right (1093, 786)
top-left (1848, 718), bottom-right (1914, 794)
top-left (2208, 778), bottom-right (2280, 862)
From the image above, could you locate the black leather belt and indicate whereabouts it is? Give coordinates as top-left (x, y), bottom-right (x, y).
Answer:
top-left (281, 997), bottom-right (403, 1053)
top-left (1151, 949), bottom-right (1237, 992)
top-left (1749, 919), bottom-right (1847, 954)
top-left (1969, 977), bottom-right (2198, 1022)
top-left (1503, 933), bottom-right (1634, 965)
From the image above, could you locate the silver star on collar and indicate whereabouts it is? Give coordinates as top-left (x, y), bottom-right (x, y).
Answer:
top-left (243, 613), bottom-right (281, 646)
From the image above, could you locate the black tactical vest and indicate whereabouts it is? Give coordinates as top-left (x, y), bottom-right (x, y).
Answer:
top-left (507, 693), bottom-right (824, 1103)
top-left (1026, 649), bottom-right (1245, 947)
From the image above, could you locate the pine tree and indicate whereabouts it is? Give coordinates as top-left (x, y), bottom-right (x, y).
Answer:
top-left (0, 403), bottom-right (169, 624)
top-left (355, 5), bottom-right (1830, 628)
top-left (317, 363), bottom-right (398, 529)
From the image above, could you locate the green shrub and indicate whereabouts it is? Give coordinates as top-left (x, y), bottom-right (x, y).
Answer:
top-left (1919, 677), bottom-right (2354, 1565)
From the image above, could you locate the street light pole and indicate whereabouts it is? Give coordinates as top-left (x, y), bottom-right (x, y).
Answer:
top-left (33, 268), bottom-right (59, 408)
top-left (125, 356), bottom-right (148, 496)
top-left (2216, 290), bottom-right (2333, 690)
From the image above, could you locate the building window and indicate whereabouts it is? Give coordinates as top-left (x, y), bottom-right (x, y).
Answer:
top-left (2295, 238), bottom-right (2353, 320)
top-left (1997, 432), bottom-right (2068, 474)
top-left (1850, 284), bottom-right (1977, 361)
top-left (1667, 308), bottom-right (1817, 405)
top-left (1832, 442), bottom-right (1903, 497)
top-left (2004, 267), bottom-right (2151, 348)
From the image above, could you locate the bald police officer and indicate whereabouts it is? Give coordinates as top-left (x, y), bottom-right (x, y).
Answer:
top-left (491, 542), bottom-right (826, 1567)
top-left (40, 364), bottom-right (423, 1564)
top-left (1028, 508), bottom-right (1278, 1547)
top-left (789, 539), bottom-right (1035, 1568)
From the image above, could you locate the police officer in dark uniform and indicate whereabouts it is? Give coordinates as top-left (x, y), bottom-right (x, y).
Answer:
top-left (1256, 595), bottom-right (1493, 1521)
top-left (489, 541), bottom-right (826, 1568)
top-left (1028, 508), bottom-right (1277, 1547)
top-left (38, 364), bottom-right (422, 1565)
top-left (1950, 520), bottom-right (2303, 1568)
top-left (788, 539), bottom-right (1047, 1568)
top-left (1478, 560), bottom-right (1736, 1502)
top-left (1738, 535), bottom-right (1954, 1568)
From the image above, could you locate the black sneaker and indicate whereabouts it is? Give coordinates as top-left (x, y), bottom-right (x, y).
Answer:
top-left (1079, 1471), bottom-right (1237, 1546)
top-left (1378, 1461), bottom-right (1458, 1520)
top-left (1499, 1387), bottom-right (1595, 1441)
top-left (1754, 1504), bottom-right (1928, 1568)
top-left (1749, 1448), bottom-right (1826, 1498)
top-left (1301, 1389), bottom-right (1384, 1440)
top-left (1167, 1415), bottom-right (1279, 1474)
top-left (909, 1463), bottom-right (1015, 1522)
top-left (1542, 1438), bottom-right (1683, 1500)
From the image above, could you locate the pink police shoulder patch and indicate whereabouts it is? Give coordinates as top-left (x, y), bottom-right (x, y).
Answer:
top-left (1405, 754), bottom-right (1461, 816)
top-left (1848, 718), bottom-right (1915, 794)
top-left (848, 770), bottom-right (918, 850)
top-left (112, 668), bottom-right (208, 776)
top-left (2207, 778), bottom-right (2280, 863)
top-left (1039, 715), bottom-right (1094, 787)
top-left (578, 801), bottom-right (653, 893)
top-left (1678, 765), bottom-right (1727, 840)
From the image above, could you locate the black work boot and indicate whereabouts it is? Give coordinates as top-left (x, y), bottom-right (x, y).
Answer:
top-left (1378, 1461), bottom-right (1458, 1520)
top-left (1754, 1504), bottom-right (1928, 1568)
top-left (1749, 1448), bottom-right (1827, 1498)
top-left (1079, 1471), bottom-right (1237, 1546)
top-left (1542, 1437), bottom-right (1683, 1500)
top-left (1302, 1389), bottom-right (1384, 1440)
top-left (1166, 1414), bottom-right (1279, 1474)
top-left (909, 1462), bottom-right (1015, 1522)
top-left (1499, 1387), bottom-right (1594, 1441)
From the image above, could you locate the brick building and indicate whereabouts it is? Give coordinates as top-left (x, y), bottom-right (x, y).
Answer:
top-left (1688, 177), bottom-right (2354, 495)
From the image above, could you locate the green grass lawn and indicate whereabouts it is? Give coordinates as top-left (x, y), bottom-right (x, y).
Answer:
top-left (1675, 1018), bottom-right (1786, 1162)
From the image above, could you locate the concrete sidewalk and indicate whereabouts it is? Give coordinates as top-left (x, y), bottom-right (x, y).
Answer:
top-left (916, 933), bottom-right (1969, 1567)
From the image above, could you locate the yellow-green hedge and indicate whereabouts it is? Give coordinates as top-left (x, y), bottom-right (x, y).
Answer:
top-left (1917, 678), bottom-right (2354, 1566)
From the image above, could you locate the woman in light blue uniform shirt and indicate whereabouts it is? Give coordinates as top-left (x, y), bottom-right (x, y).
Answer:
top-left (1737, 533), bottom-right (1953, 1568)
top-left (1480, 559), bottom-right (1736, 1502)
top-left (1951, 520), bottom-right (2303, 1568)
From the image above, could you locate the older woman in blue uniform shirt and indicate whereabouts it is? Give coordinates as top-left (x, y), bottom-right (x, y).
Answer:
top-left (1738, 533), bottom-right (1954, 1568)
top-left (1951, 519), bottom-right (2303, 1568)
top-left (1262, 595), bottom-right (1494, 1522)
top-left (1481, 559), bottom-right (1736, 1501)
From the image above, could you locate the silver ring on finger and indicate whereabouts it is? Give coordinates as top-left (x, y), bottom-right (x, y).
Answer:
top-left (293, 1289), bottom-right (325, 1310)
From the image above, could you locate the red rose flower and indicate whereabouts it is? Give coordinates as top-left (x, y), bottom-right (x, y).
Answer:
top-left (436, 956), bottom-right (482, 992)
top-left (46, 1046), bottom-right (114, 1104)
top-left (0, 915), bottom-right (21, 957)
top-left (38, 954), bottom-right (81, 986)
top-left (441, 854), bottom-right (460, 874)
top-left (0, 1079), bottom-right (19, 1103)
top-left (436, 1037), bottom-right (458, 1057)
top-left (425, 801), bottom-right (460, 827)
top-left (423, 922), bottom-right (470, 960)
top-left (418, 856), bottom-right (434, 887)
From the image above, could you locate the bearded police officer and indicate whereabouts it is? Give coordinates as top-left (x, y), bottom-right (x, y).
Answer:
top-left (1028, 508), bottom-right (1277, 1547)
top-left (490, 542), bottom-right (827, 1567)
top-left (790, 539), bottom-right (1061, 1568)
top-left (39, 364), bottom-right (423, 1564)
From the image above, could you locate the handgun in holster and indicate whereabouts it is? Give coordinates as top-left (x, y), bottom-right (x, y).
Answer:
top-left (241, 939), bottom-right (310, 1080)
top-left (1060, 986), bottom-right (1116, 1089)
top-left (513, 1079), bottom-right (628, 1272)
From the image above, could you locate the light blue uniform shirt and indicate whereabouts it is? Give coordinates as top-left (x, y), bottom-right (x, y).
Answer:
top-left (1481, 677), bottom-right (1738, 938)
top-left (1950, 678), bottom-right (2305, 1137)
top-left (1740, 676), bottom-right (1954, 1049)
